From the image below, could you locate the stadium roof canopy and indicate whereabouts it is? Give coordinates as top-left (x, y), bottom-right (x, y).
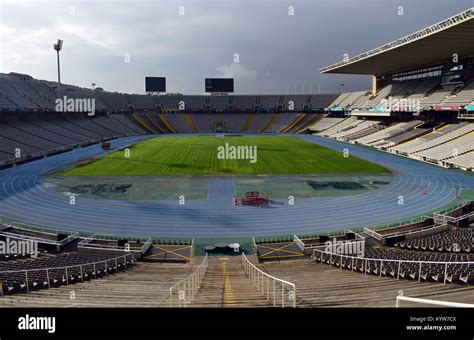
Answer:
top-left (320, 7), bottom-right (474, 76)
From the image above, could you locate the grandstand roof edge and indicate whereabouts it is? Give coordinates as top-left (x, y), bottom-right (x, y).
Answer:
top-left (319, 7), bottom-right (474, 76)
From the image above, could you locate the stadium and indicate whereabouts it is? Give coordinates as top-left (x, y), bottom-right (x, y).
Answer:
top-left (0, 2), bottom-right (473, 332)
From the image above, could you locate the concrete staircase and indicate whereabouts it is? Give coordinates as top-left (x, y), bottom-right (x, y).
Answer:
top-left (0, 262), bottom-right (192, 308)
top-left (2, 256), bottom-right (471, 308)
top-left (262, 259), bottom-right (474, 307)
top-left (191, 256), bottom-right (272, 307)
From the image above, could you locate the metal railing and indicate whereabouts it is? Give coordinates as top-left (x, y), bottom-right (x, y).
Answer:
top-left (77, 234), bottom-right (152, 254)
top-left (457, 113), bottom-right (474, 120)
top-left (293, 234), bottom-right (305, 251)
top-left (312, 249), bottom-right (474, 285)
top-left (0, 253), bottom-right (134, 296)
top-left (294, 230), bottom-right (365, 251)
top-left (396, 291), bottom-right (474, 308)
top-left (241, 253), bottom-right (296, 308)
top-left (435, 210), bottom-right (474, 224)
top-left (252, 236), bottom-right (257, 254)
top-left (366, 223), bottom-right (447, 240)
top-left (0, 221), bottom-right (79, 239)
top-left (0, 230), bottom-right (77, 247)
top-left (363, 200), bottom-right (471, 239)
top-left (363, 227), bottom-right (383, 240)
top-left (394, 223), bottom-right (448, 239)
top-left (140, 237), bottom-right (153, 254)
top-left (169, 254), bottom-right (208, 307)
top-left (58, 232), bottom-right (80, 246)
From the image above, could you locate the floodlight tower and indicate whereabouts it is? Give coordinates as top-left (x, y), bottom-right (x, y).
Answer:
top-left (53, 39), bottom-right (63, 85)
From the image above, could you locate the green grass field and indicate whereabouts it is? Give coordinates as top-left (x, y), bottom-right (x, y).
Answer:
top-left (58, 136), bottom-right (390, 176)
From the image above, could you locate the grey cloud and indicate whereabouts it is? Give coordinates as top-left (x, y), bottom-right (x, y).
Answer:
top-left (0, 0), bottom-right (471, 94)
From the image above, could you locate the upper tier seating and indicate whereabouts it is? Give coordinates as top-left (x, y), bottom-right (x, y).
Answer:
top-left (232, 96), bottom-right (257, 109)
top-left (329, 91), bottom-right (370, 110)
top-left (309, 94), bottom-right (339, 110)
top-left (441, 79), bottom-right (474, 106)
top-left (184, 95), bottom-right (207, 110)
top-left (405, 78), bottom-right (440, 100)
top-left (96, 93), bottom-right (130, 111)
top-left (157, 95), bottom-right (181, 110)
top-left (420, 84), bottom-right (458, 107)
top-left (258, 95), bottom-right (282, 111)
top-left (282, 95), bottom-right (307, 111)
top-left (209, 96), bottom-right (229, 110)
top-left (0, 78), bottom-right (38, 109)
top-left (7, 78), bottom-right (54, 109)
top-left (359, 83), bottom-right (404, 109)
top-left (127, 94), bottom-right (156, 110)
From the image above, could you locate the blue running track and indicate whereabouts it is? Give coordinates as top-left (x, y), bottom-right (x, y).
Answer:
top-left (0, 134), bottom-right (473, 238)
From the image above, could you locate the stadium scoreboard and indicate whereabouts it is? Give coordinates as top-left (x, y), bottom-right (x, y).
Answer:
top-left (205, 78), bottom-right (234, 93)
top-left (145, 77), bottom-right (166, 92)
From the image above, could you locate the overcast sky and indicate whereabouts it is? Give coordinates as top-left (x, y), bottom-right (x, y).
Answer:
top-left (0, 0), bottom-right (472, 94)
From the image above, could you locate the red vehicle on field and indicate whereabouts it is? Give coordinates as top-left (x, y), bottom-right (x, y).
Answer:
top-left (240, 192), bottom-right (269, 207)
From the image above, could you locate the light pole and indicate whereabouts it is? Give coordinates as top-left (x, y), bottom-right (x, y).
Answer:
top-left (53, 39), bottom-right (63, 85)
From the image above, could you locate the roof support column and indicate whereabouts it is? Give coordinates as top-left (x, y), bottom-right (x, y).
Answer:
top-left (372, 75), bottom-right (380, 96)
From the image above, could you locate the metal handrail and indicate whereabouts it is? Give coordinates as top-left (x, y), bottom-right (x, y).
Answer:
top-left (78, 236), bottom-right (152, 254)
top-left (312, 249), bottom-right (473, 285)
top-left (293, 234), bottom-right (305, 251)
top-left (140, 237), bottom-right (153, 254)
top-left (363, 200), bottom-right (471, 235)
top-left (366, 223), bottom-right (447, 240)
top-left (58, 232), bottom-right (80, 246)
top-left (295, 230), bottom-right (366, 251)
top-left (252, 236), bottom-right (257, 254)
top-left (387, 223), bottom-right (447, 238)
top-left (169, 254), bottom-right (208, 307)
top-left (0, 231), bottom-right (58, 245)
top-left (396, 291), bottom-right (474, 308)
top-left (241, 253), bottom-right (296, 308)
top-left (0, 221), bottom-right (78, 238)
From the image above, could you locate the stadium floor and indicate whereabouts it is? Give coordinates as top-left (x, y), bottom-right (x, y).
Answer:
top-left (0, 134), bottom-right (473, 238)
